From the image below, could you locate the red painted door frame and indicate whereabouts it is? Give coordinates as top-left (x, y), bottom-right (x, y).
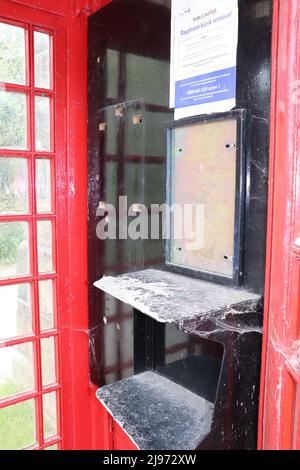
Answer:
top-left (0, 0), bottom-right (68, 450)
top-left (259, 0), bottom-right (300, 450)
top-left (7, 0), bottom-right (300, 450)
top-left (2, 0), bottom-right (132, 451)
top-left (0, 0), bottom-right (102, 450)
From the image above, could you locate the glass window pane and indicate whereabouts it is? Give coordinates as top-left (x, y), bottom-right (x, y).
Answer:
top-left (45, 444), bottom-right (58, 450)
top-left (169, 119), bottom-right (237, 277)
top-left (41, 336), bottom-right (56, 386)
top-left (37, 220), bottom-right (53, 273)
top-left (0, 283), bottom-right (32, 340)
top-left (39, 280), bottom-right (54, 331)
top-left (0, 22), bottom-right (26, 85)
top-left (0, 399), bottom-right (36, 450)
top-left (0, 342), bottom-right (35, 399)
top-left (0, 222), bottom-right (30, 279)
top-left (35, 95), bottom-right (51, 151)
top-left (43, 392), bottom-right (58, 439)
top-left (36, 159), bottom-right (52, 213)
top-left (34, 31), bottom-right (51, 89)
top-left (0, 157), bottom-right (29, 214)
top-left (0, 91), bottom-right (27, 150)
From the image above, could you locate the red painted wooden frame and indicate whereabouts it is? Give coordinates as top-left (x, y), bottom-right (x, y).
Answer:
top-left (259, 0), bottom-right (300, 450)
top-left (0, 0), bottom-right (136, 452)
top-left (0, 3), bottom-right (66, 450)
top-left (5, 0), bottom-right (298, 451)
top-left (0, 0), bottom-right (102, 451)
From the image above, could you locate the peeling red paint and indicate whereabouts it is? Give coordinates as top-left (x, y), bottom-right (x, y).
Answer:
top-left (73, 0), bottom-right (112, 16)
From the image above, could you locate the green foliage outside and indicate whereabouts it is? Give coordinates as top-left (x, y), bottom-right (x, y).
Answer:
top-left (0, 91), bottom-right (26, 150)
top-left (0, 23), bottom-right (25, 85)
top-left (0, 380), bottom-right (57, 450)
top-left (0, 222), bottom-right (24, 265)
top-left (0, 25), bottom-right (58, 452)
top-left (0, 24), bottom-right (26, 150)
top-left (0, 158), bottom-right (27, 212)
top-left (0, 25), bottom-right (27, 265)
top-left (0, 380), bottom-right (35, 450)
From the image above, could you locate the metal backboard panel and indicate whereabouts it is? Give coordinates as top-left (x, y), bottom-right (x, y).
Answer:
top-left (168, 117), bottom-right (238, 278)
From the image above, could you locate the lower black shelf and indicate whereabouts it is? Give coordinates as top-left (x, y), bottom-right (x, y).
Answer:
top-left (94, 269), bottom-right (263, 449)
top-left (97, 371), bottom-right (214, 450)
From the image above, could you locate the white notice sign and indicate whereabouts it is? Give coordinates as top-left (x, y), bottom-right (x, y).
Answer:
top-left (170, 0), bottom-right (239, 120)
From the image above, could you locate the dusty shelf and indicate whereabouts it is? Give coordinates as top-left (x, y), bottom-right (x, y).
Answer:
top-left (97, 371), bottom-right (214, 451)
top-left (94, 268), bottom-right (261, 324)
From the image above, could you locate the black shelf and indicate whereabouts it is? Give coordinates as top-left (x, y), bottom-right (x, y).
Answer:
top-left (94, 268), bottom-right (261, 324)
top-left (97, 371), bottom-right (214, 450)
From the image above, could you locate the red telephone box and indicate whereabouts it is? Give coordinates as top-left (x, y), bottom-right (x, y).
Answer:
top-left (0, 0), bottom-right (299, 451)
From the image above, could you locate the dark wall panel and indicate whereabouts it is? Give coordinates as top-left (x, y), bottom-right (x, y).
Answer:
top-left (88, 0), bottom-right (273, 385)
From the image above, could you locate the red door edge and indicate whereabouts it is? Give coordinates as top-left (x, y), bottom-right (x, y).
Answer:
top-left (1, 0), bottom-right (109, 450)
top-left (259, 0), bottom-right (300, 450)
top-left (257, 0), bottom-right (280, 450)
